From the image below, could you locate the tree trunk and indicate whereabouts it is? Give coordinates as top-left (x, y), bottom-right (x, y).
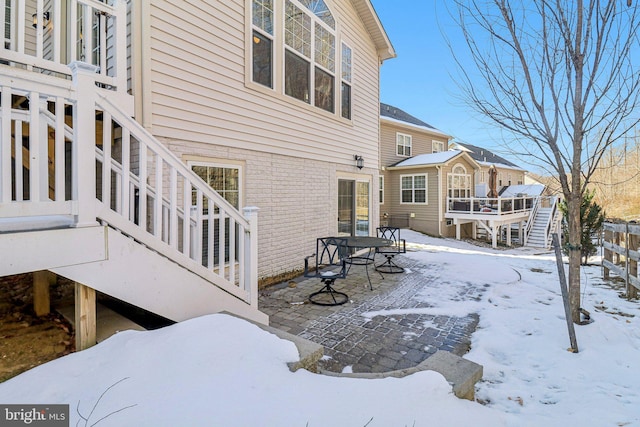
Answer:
top-left (566, 195), bottom-right (582, 323)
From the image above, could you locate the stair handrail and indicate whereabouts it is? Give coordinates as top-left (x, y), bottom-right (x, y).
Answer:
top-left (524, 196), bottom-right (542, 245)
top-left (93, 91), bottom-right (258, 304)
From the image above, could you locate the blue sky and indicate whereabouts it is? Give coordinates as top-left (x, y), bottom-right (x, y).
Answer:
top-left (371, 1), bottom-right (514, 161)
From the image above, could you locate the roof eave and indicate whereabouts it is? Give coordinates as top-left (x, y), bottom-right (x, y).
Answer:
top-left (351, 0), bottom-right (396, 61)
top-left (380, 116), bottom-right (453, 140)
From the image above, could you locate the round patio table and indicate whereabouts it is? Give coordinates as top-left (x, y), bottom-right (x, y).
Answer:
top-left (343, 236), bottom-right (393, 290)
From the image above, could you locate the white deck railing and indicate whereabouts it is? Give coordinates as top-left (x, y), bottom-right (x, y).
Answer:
top-left (447, 196), bottom-right (536, 216)
top-left (0, 62), bottom-right (259, 307)
top-left (0, 0), bottom-right (127, 92)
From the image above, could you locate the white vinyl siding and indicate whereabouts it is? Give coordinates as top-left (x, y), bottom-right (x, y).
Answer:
top-left (148, 0), bottom-right (379, 166)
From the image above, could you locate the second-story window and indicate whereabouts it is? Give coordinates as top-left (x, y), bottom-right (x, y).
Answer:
top-left (432, 140), bottom-right (444, 153)
top-left (341, 43), bottom-right (352, 119)
top-left (396, 133), bottom-right (412, 157)
top-left (252, 0), bottom-right (274, 88)
top-left (251, 0), bottom-right (349, 117)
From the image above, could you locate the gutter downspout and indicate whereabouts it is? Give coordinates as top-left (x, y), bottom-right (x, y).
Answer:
top-left (437, 165), bottom-right (442, 236)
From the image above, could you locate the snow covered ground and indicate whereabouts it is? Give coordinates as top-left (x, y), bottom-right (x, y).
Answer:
top-left (0, 230), bottom-right (638, 426)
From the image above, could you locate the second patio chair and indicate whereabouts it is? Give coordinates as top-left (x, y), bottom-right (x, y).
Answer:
top-left (375, 227), bottom-right (406, 274)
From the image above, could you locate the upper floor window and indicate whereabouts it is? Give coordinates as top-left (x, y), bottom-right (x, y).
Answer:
top-left (252, 0), bottom-right (274, 88)
top-left (396, 133), bottom-right (412, 157)
top-left (432, 140), bottom-right (444, 153)
top-left (379, 175), bottom-right (384, 204)
top-left (251, 0), bottom-right (351, 118)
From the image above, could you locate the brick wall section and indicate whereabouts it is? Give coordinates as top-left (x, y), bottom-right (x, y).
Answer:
top-left (160, 138), bottom-right (378, 285)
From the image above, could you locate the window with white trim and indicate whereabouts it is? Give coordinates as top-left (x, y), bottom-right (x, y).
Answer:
top-left (401, 174), bottom-right (426, 204)
top-left (190, 162), bottom-right (242, 266)
top-left (379, 175), bottom-right (384, 204)
top-left (432, 140), bottom-right (444, 153)
top-left (251, 0), bottom-right (351, 116)
top-left (190, 163), bottom-right (242, 209)
top-left (251, 0), bottom-right (274, 88)
top-left (396, 133), bottom-right (412, 157)
top-left (448, 164), bottom-right (471, 198)
top-left (341, 42), bottom-right (352, 119)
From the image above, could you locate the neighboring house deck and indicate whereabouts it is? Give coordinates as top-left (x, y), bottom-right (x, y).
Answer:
top-left (379, 104), bottom-right (561, 248)
top-left (0, 0), bottom-right (394, 348)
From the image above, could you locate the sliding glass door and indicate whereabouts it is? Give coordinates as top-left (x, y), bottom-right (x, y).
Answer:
top-left (338, 179), bottom-right (369, 236)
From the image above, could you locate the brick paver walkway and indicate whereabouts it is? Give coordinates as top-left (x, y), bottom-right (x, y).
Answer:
top-left (259, 252), bottom-right (485, 374)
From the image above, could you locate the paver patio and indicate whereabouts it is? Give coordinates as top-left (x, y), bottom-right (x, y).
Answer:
top-left (259, 251), bottom-right (486, 374)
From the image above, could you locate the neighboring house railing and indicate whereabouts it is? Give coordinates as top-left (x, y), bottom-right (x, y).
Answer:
top-left (1, 0), bottom-right (127, 94)
top-left (602, 221), bottom-right (640, 299)
top-left (0, 62), bottom-right (259, 308)
top-left (446, 196), bottom-right (535, 215)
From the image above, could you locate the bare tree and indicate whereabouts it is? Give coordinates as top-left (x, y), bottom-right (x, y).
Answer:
top-left (449, 1), bottom-right (640, 322)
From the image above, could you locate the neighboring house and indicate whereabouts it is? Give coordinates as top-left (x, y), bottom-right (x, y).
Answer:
top-left (0, 0), bottom-right (394, 345)
top-left (379, 104), bottom-right (560, 248)
top-left (448, 141), bottom-right (525, 196)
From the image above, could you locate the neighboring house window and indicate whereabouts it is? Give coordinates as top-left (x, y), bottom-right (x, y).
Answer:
top-left (479, 170), bottom-right (486, 184)
top-left (498, 172), bottom-right (503, 187)
top-left (448, 164), bottom-right (471, 198)
top-left (432, 140), bottom-right (444, 153)
top-left (379, 175), bottom-right (384, 204)
top-left (518, 178), bottom-right (523, 185)
top-left (507, 173), bottom-right (512, 186)
top-left (4, 0), bottom-right (12, 49)
top-left (252, 0), bottom-right (274, 88)
top-left (341, 42), bottom-right (352, 119)
top-left (396, 133), bottom-right (412, 157)
top-left (401, 174), bottom-right (426, 204)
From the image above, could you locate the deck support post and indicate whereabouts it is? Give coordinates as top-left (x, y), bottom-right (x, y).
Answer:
top-left (75, 282), bottom-right (96, 351)
top-left (33, 270), bottom-right (53, 316)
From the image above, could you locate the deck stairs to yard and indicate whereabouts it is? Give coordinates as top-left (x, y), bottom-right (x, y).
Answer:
top-left (524, 197), bottom-right (562, 249)
top-left (0, 0), bottom-right (266, 326)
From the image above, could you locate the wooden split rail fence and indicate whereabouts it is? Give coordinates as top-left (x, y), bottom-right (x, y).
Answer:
top-left (602, 221), bottom-right (640, 299)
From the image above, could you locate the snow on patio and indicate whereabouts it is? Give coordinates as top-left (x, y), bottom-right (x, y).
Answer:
top-left (0, 230), bottom-right (638, 426)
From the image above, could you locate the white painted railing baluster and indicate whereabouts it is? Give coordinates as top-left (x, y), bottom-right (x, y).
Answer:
top-left (70, 0), bottom-right (78, 63)
top-left (154, 155), bottom-right (163, 238)
top-left (0, 88), bottom-right (11, 202)
top-left (218, 210), bottom-right (226, 275)
top-left (207, 199), bottom-right (215, 269)
top-left (17, 0), bottom-right (25, 55)
top-left (14, 120), bottom-right (23, 201)
top-left (182, 176), bottom-right (191, 257)
top-left (29, 92), bottom-right (41, 201)
top-left (138, 144), bottom-right (148, 231)
top-left (101, 111), bottom-right (112, 209)
top-left (229, 217), bottom-right (236, 285)
top-left (121, 127), bottom-right (130, 220)
top-left (169, 167), bottom-right (178, 249)
top-left (35, 0), bottom-right (45, 59)
top-left (193, 188), bottom-right (203, 264)
top-left (83, 4), bottom-right (92, 64)
top-left (54, 97), bottom-right (65, 201)
top-left (53, 0), bottom-right (62, 63)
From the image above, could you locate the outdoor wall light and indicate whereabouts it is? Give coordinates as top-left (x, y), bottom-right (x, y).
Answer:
top-left (354, 154), bottom-right (364, 169)
top-left (32, 12), bottom-right (50, 29)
